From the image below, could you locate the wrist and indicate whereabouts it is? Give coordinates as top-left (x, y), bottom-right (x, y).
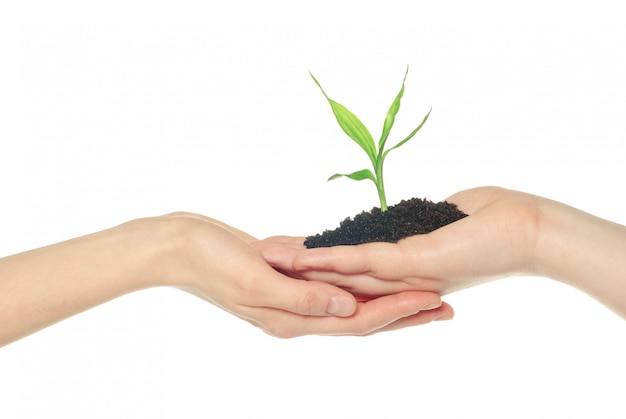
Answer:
top-left (534, 199), bottom-right (592, 283)
top-left (112, 216), bottom-right (183, 290)
top-left (534, 198), bottom-right (584, 282)
top-left (535, 198), bottom-right (626, 316)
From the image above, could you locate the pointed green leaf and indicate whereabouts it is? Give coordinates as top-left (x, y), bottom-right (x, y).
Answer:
top-left (383, 107), bottom-right (432, 159)
top-left (379, 66), bottom-right (409, 153)
top-left (327, 100), bottom-right (377, 159)
top-left (310, 72), bottom-right (377, 162)
top-left (328, 168), bottom-right (376, 182)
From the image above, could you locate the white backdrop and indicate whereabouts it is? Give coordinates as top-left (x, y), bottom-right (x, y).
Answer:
top-left (1, 1), bottom-right (625, 418)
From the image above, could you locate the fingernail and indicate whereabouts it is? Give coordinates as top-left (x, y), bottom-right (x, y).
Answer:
top-left (327, 296), bottom-right (356, 317)
top-left (422, 301), bottom-right (443, 311)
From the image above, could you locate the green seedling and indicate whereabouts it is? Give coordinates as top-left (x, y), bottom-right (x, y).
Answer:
top-left (310, 67), bottom-right (431, 211)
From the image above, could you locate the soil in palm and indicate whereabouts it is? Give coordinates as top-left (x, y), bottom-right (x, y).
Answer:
top-left (304, 197), bottom-right (467, 248)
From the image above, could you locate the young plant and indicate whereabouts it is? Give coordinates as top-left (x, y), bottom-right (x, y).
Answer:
top-left (310, 67), bottom-right (431, 211)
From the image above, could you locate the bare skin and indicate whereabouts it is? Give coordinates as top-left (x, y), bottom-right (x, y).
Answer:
top-left (0, 212), bottom-right (452, 347)
top-left (257, 187), bottom-right (626, 319)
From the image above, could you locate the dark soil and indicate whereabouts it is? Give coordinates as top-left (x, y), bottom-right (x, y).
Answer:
top-left (304, 197), bottom-right (468, 248)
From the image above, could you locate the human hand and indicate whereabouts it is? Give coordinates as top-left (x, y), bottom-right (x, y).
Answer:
top-left (256, 187), bottom-right (543, 298)
top-left (156, 213), bottom-right (452, 337)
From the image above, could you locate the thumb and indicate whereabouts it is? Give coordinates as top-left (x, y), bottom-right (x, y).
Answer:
top-left (258, 271), bottom-right (357, 317)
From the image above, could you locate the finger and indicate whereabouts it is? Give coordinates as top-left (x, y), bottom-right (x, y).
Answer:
top-left (257, 291), bottom-right (445, 338)
top-left (290, 269), bottom-right (414, 296)
top-left (293, 242), bottom-right (399, 274)
top-left (257, 236), bottom-right (307, 248)
top-left (293, 241), bottom-right (428, 283)
top-left (365, 302), bottom-right (454, 335)
top-left (315, 291), bottom-right (445, 336)
top-left (253, 239), bottom-right (306, 272)
top-left (340, 291), bottom-right (445, 336)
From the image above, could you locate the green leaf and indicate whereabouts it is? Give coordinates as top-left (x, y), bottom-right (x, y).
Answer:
top-left (328, 168), bottom-right (376, 182)
top-left (379, 66), bottom-right (409, 153)
top-left (310, 72), bottom-right (377, 162)
top-left (383, 107), bottom-right (432, 159)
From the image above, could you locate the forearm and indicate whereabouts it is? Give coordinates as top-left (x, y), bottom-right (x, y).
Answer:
top-left (0, 218), bottom-right (167, 346)
top-left (537, 199), bottom-right (626, 318)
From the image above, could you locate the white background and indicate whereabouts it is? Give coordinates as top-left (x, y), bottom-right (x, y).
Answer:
top-left (1, 1), bottom-right (625, 418)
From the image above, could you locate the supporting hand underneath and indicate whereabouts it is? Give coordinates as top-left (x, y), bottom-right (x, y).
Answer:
top-left (0, 212), bottom-right (451, 346)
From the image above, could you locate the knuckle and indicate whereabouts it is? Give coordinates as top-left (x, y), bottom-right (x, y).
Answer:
top-left (262, 324), bottom-right (298, 339)
top-left (163, 211), bottom-right (195, 218)
top-left (297, 290), bottom-right (323, 316)
top-left (352, 324), bottom-right (375, 336)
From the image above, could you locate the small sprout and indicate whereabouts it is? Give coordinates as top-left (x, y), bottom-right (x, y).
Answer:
top-left (310, 67), bottom-right (431, 211)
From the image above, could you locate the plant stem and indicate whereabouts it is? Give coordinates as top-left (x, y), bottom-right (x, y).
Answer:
top-left (375, 161), bottom-right (388, 211)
